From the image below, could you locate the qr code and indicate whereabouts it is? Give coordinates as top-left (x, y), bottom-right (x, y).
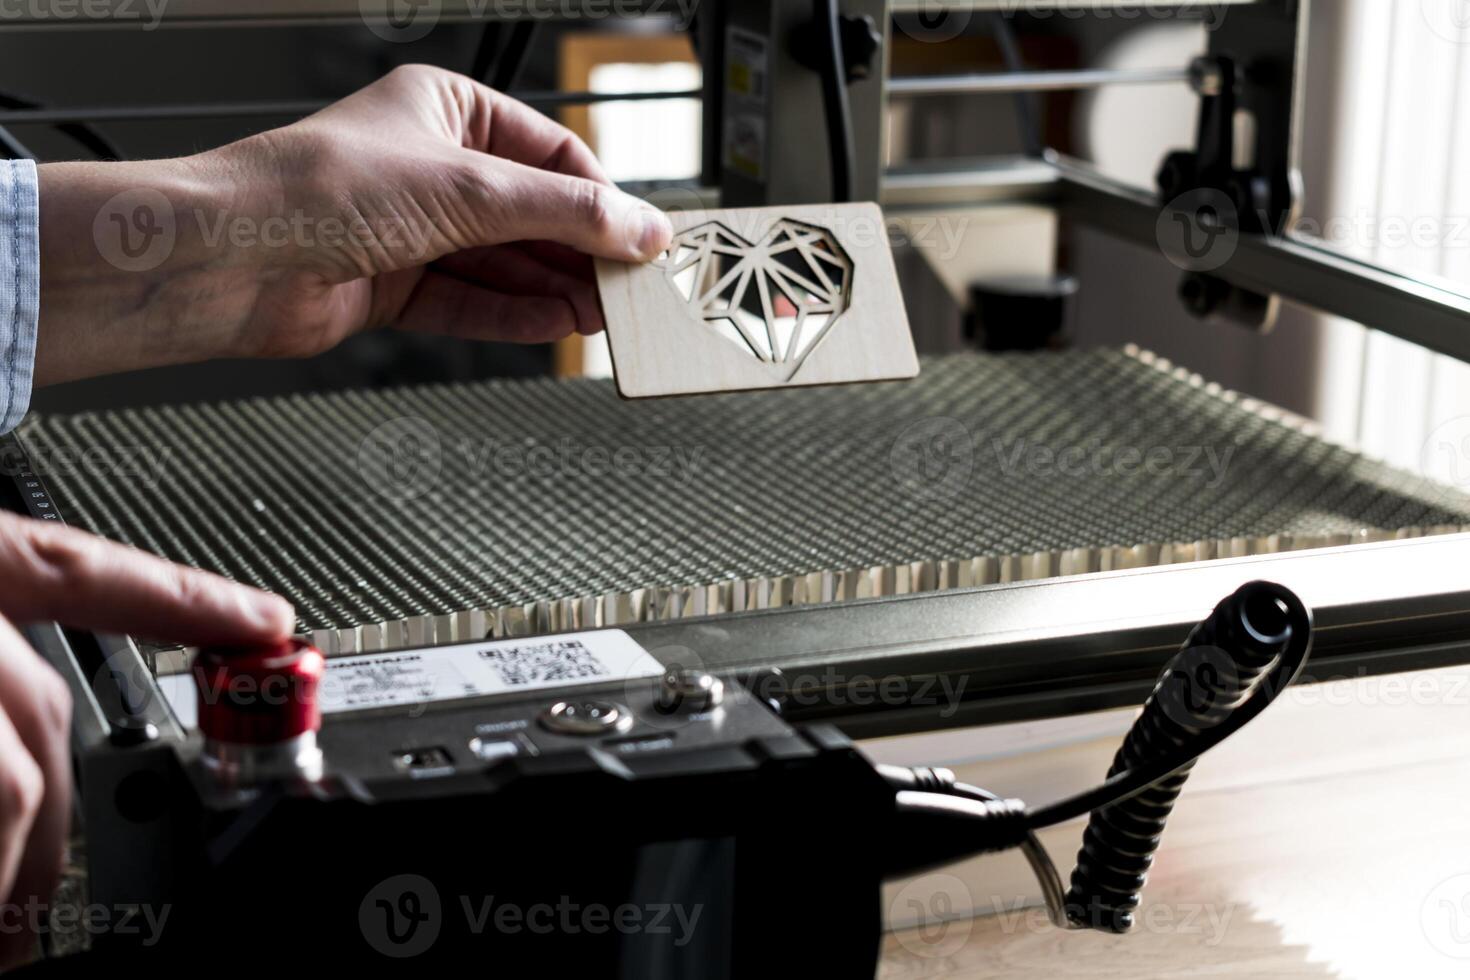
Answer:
top-left (480, 640), bottom-right (610, 687)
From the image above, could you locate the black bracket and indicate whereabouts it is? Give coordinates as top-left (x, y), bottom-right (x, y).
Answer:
top-left (1155, 1), bottom-right (1304, 329)
top-left (1158, 56), bottom-right (1286, 237)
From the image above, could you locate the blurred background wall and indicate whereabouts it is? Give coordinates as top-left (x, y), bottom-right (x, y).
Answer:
top-left (7, 2), bottom-right (1464, 488)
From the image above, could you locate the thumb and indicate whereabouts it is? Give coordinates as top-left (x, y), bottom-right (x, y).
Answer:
top-left (467, 154), bottom-right (673, 263)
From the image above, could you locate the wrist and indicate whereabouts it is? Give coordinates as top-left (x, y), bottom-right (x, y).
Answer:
top-left (35, 150), bottom-right (276, 385)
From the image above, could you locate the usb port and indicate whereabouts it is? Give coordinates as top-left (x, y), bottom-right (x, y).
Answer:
top-left (393, 746), bottom-right (453, 772)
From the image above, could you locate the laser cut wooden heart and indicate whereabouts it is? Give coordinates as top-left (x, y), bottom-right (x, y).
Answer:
top-left (595, 202), bottom-right (918, 398)
top-left (656, 219), bottom-right (853, 375)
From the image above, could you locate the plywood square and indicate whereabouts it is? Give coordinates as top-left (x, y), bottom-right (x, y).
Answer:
top-left (595, 202), bottom-right (919, 397)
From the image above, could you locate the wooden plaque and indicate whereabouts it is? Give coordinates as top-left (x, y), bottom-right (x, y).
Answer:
top-left (595, 202), bottom-right (919, 398)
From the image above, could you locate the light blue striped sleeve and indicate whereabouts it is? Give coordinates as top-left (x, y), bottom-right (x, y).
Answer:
top-left (0, 159), bottom-right (39, 435)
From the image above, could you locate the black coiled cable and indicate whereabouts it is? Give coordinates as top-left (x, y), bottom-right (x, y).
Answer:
top-left (1063, 580), bottom-right (1303, 932)
top-left (880, 580), bottom-right (1312, 924)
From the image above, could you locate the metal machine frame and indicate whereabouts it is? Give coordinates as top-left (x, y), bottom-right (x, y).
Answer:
top-left (5, 1), bottom-right (1462, 352)
top-left (4, 0), bottom-right (1470, 725)
top-left (6, 4), bottom-right (1470, 970)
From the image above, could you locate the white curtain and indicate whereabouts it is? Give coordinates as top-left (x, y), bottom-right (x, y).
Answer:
top-left (1314, 1), bottom-right (1470, 481)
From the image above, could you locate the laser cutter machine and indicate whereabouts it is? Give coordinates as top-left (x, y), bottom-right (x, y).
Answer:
top-left (5, 1), bottom-right (1470, 975)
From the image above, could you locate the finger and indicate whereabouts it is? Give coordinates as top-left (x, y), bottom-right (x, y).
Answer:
top-left (465, 155), bottom-right (672, 263)
top-left (464, 78), bottom-right (611, 184)
top-left (435, 245), bottom-right (605, 335)
top-left (361, 65), bottom-right (613, 185)
top-left (0, 616), bottom-right (67, 969)
top-left (0, 702), bottom-right (40, 904)
top-left (516, 241), bottom-right (596, 283)
top-left (0, 711), bottom-right (40, 967)
top-left (0, 513), bottom-right (295, 646)
top-left (397, 271), bottom-right (579, 344)
top-left (0, 711), bottom-right (41, 969)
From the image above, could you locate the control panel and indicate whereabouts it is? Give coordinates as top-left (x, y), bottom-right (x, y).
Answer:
top-left (161, 631), bottom-right (797, 806)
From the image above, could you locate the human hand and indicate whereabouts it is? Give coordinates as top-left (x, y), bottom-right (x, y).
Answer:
top-left (0, 511), bottom-right (293, 968)
top-left (35, 64), bottom-right (673, 384)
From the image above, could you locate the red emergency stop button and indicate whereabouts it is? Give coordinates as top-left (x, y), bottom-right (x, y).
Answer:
top-left (193, 638), bottom-right (325, 746)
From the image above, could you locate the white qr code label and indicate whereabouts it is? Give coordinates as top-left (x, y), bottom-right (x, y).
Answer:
top-left (320, 631), bottom-right (663, 714)
top-left (158, 630), bottom-right (665, 726)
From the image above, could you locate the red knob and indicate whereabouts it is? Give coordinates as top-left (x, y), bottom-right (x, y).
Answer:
top-left (193, 639), bottom-right (324, 745)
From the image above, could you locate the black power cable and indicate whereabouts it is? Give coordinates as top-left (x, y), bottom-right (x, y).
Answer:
top-left (988, 12), bottom-right (1043, 158)
top-left (883, 581), bottom-right (1313, 933)
top-left (1058, 581), bottom-right (1308, 931)
top-left (879, 765), bottom-right (1069, 924)
top-left (490, 20), bottom-right (539, 93)
top-left (811, 0), bottom-right (855, 203)
top-left (1028, 582), bottom-right (1311, 831)
top-left (470, 19), bottom-right (536, 92)
top-left (0, 126), bottom-right (35, 161)
top-left (471, 22), bottom-right (505, 83)
top-left (0, 91), bottom-right (123, 161)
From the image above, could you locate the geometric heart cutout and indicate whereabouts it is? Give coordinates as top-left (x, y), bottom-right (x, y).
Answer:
top-left (594, 201), bottom-right (918, 398)
top-left (654, 219), bottom-right (852, 377)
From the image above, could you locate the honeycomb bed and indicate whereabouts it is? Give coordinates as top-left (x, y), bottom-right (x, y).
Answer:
top-left (19, 346), bottom-right (1470, 655)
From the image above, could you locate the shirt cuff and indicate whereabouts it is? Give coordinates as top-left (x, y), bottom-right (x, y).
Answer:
top-left (0, 159), bottom-right (39, 435)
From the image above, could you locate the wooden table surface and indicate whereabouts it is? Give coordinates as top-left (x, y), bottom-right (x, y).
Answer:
top-left (877, 666), bottom-right (1470, 979)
